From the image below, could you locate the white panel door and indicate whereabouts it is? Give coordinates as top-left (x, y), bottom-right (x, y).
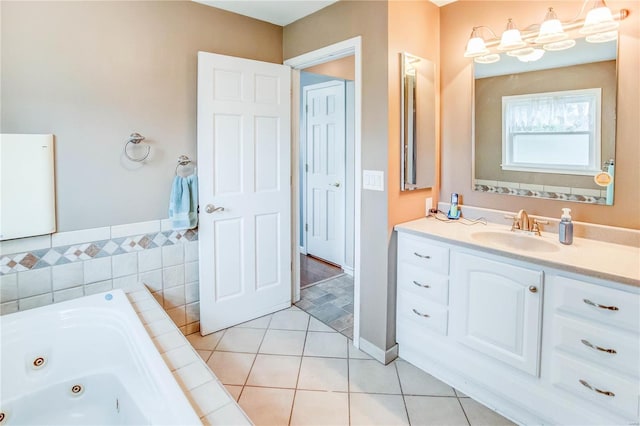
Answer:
top-left (450, 252), bottom-right (543, 376)
top-left (197, 52), bottom-right (291, 334)
top-left (305, 81), bottom-right (345, 266)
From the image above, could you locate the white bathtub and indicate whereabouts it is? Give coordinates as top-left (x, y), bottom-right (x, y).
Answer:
top-left (0, 289), bottom-right (201, 425)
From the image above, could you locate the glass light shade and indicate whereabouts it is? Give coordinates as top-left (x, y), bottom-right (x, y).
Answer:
top-left (543, 39), bottom-right (576, 51)
top-left (586, 30), bottom-right (618, 43)
top-left (534, 8), bottom-right (568, 44)
top-left (465, 36), bottom-right (490, 58)
top-left (474, 54), bottom-right (501, 64)
top-left (517, 49), bottom-right (545, 62)
top-left (506, 46), bottom-right (536, 57)
top-left (498, 29), bottom-right (526, 50)
top-left (580, 6), bottom-right (619, 34)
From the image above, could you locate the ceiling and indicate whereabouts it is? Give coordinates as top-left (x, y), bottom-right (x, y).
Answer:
top-left (195, 0), bottom-right (457, 26)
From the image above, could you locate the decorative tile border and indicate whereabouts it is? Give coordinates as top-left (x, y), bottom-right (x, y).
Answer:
top-left (0, 229), bottom-right (197, 275)
top-left (474, 183), bottom-right (607, 205)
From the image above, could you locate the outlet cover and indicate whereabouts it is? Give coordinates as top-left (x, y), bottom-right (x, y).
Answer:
top-left (363, 170), bottom-right (384, 191)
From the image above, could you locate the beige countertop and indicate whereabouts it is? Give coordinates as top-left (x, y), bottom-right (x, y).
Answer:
top-left (395, 217), bottom-right (640, 288)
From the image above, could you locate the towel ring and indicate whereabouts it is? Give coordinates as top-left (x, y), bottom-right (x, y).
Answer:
top-left (175, 155), bottom-right (195, 176)
top-left (124, 132), bottom-right (150, 162)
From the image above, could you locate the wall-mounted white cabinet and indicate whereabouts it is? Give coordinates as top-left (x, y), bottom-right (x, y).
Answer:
top-left (0, 134), bottom-right (56, 241)
top-left (396, 230), bottom-right (640, 426)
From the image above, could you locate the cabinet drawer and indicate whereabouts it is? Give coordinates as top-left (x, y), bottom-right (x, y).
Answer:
top-left (397, 290), bottom-right (448, 335)
top-left (553, 276), bottom-right (640, 332)
top-left (554, 315), bottom-right (640, 379)
top-left (398, 233), bottom-right (449, 275)
top-left (397, 261), bottom-right (449, 305)
top-left (551, 353), bottom-right (640, 421)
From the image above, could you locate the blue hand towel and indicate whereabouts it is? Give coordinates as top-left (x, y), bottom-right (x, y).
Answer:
top-left (168, 174), bottom-right (198, 230)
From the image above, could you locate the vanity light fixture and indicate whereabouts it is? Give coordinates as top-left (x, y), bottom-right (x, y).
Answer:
top-left (463, 0), bottom-right (629, 64)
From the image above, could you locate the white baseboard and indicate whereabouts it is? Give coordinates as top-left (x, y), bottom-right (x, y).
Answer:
top-left (358, 337), bottom-right (398, 364)
top-left (342, 265), bottom-right (354, 276)
top-left (299, 246), bottom-right (307, 255)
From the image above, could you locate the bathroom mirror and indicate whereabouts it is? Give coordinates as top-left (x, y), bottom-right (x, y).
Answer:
top-left (472, 37), bottom-right (617, 205)
top-left (401, 52), bottom-right (436, 191)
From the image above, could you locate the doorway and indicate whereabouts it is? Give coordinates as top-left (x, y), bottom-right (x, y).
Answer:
top-left (296, 70), bottom-right (355, 338)
top-left (285, 36), bottom-right (362, 346)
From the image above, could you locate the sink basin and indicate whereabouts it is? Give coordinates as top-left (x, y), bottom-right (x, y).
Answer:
top-left (470, 231), bottom-right (560, 253)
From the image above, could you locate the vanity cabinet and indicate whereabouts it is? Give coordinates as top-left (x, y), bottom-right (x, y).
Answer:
top-left (450, 253), bottom-right (543, 376)
top-left (395, 230), bottom-right (640, 425)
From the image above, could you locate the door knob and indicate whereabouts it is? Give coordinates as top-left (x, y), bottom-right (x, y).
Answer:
top-left (205, 204), bottom-right (224, 214)
top-left (528, 285), bottom-right (538, 293)
top-left (330, 182), bottom-right (341, 188)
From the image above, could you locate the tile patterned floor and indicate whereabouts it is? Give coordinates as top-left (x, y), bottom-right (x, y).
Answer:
top-left (188, 306), bottom-right (516, 426)
top-left (296, 274), bottom-right (354, 338)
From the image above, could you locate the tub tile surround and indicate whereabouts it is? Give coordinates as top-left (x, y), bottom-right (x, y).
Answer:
top-left (0, 219), bottom-right (200, 334)
top-left (127, 287), bottom-right (251, 425)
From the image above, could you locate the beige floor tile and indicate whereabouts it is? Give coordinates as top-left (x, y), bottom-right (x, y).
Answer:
top-left (207, 351), bottom-right (256, 385)
top-left (246, 354), bottom-right (301, 388)
top-left (404, 396), bottom-right (469, 426)
top-left (349, 359), bottom-right (402, 394)
top-left (234, 314), bottom-right (272, 329)
top-left (186, 330), bottom-right (225, 351)
top-left (396, 360), bottom-right (455, 396)
top-left (224, 385), bottom-right (243, 401)
top-left (455, 388), bottom-right (470, 398)
top-left (460, 398), bottom-right (516, 426)
top-left (259, 329), bottom-right (306, 356)
top-left (215, 327), bottom-right (266, 353)
top-left (196, 349), bottom-right (212, 362)
top-left (297, 356), bottom-right (348, 392)
top-left (348, 343), bottom-right (372, 359)
top-left (349, 393), bottom-right (409, 426)
top-left (304, 331), bottom-right (348, 358)
top-left (238, 386), bottom-right (295, 426)
top-left (269, 309), bottom-right (310, 330)
top-left (308, 317), bottom-right (335, 332)
top-left (290, 390), bottom-right (349, 426)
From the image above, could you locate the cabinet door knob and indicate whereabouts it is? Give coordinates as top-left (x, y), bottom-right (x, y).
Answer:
top-left (528, 285), bottom-right (538, 293)
top-left (583, 298), bottom-right (619, 311)
top-left (580, 339), bottom-right (617, 354)
top-left (412, 308), bottom-right (430, 318)
top-left (579, 379), bottom-right (615, 397)
top-left (412, 280), bottom-right (430, 288)
top-left (413, 252), bottom-right (431, 259)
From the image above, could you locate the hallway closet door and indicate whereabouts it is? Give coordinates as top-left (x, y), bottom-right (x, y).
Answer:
top-left (197, 52), bottom-right (291, 334)
top-left (304, 81), bottom-right (346, 267)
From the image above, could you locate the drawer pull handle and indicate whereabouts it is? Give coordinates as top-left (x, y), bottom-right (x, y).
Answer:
top-left (581, 339), bottom-right (617, 354)
top-left (579, 379), bottom-right (615, 397)
top-left (583, 299), bottom-right (619, 311)
top-left (412, 280), bottom-right (430, 288)
top-left (413, 252), bottom-right (431, 259)
top-left (412, 308), bottom-right (430, 318)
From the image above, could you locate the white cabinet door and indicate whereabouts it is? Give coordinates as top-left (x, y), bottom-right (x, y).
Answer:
top-left (450, 252), bottom-right (543, 376)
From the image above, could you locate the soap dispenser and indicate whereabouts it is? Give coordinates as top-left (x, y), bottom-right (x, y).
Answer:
top-left (559, 208), bottom-right (573, 245)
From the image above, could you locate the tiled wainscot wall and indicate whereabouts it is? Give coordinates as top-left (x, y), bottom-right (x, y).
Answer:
top-left (0, 220), bottom-right (200, 334)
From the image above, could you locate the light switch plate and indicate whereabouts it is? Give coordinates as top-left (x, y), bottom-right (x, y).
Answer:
top-left (362, 170), bottom-right (384, 191)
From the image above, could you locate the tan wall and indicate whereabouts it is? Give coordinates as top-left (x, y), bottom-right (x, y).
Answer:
top-left (441, 0), bottom-right (639, 228)
top-left (1, 1), bottom-right (282, 231)
top-left (388, 0), bottom-right (441, 229)
top-left (475, 60), bottom-right (616, 189)
top-left (284, 1), bottom-right (393, 350)
top-left (305, 56), bottom-right (355, 80)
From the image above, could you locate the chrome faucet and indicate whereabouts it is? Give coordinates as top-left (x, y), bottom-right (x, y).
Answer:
top-left (508, 209), bottom-right (548, 236)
